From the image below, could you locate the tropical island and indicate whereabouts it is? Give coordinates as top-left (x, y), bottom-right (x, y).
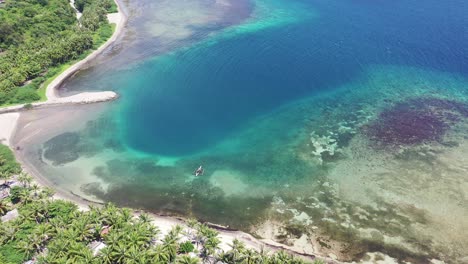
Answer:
top-left (2, 0), bottom-right (468, 263)
top-left (0, 0), bottom-right (325, 263)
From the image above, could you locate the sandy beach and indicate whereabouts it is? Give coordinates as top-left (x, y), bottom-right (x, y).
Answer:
top-left (0, 0), bottom-right (127, 205)
top-left (10, 105), bottom-right (323, 262)
top-left (0, 113), bottom-right (20, 147)
top-left (0, 1), bottom-right (327, 262)
top-left (0, 0), bottom-right (125, 116)
top-left (45, 2), bottom-right (125, 101)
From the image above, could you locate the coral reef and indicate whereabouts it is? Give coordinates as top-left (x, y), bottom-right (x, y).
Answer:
top-left (309, 132), bottom-right (339, 165)
top-left (365, 98), bottom-right (468, 147)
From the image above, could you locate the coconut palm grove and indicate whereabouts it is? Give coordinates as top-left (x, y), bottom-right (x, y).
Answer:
top-left (1, 143), bottom-right (319, 263)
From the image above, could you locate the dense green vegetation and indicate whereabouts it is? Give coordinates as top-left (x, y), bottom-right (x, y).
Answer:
top-left (0, 146), bottom-right (323, 263)
top-left (0, 145), bottom-right (21, 179)
top-left (0, 0), bottom-right (116, 106)
top-left (75, 0), bottom-right (117, 13)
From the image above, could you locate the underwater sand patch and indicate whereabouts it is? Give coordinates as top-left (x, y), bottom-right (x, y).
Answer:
top-left (209, 170), bottom-right (249, 196)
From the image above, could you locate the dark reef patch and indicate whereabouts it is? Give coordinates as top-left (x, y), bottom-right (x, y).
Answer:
top-left (364, 98), bottom-right (468, 147)
top-left (43, 132), bottom-right (81, 165)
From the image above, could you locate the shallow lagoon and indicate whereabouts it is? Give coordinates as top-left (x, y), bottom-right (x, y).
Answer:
top-left (15, 0), bottom-right (468, 261)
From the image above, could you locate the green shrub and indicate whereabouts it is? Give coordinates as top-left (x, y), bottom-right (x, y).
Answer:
top-left (12, 87), bottom-right (40, 103)
top-left (93, 22), bottom-right (113, 49)
top-left (9, 186), bottom-right (23, 204)
top-left (178, 241), bottom-right (195, 254)
top-left (23, 103), bottom-right (33, 110)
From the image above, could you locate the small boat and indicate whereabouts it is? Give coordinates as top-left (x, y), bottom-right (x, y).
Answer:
top-left (194, 165), bottom-right (204, 176)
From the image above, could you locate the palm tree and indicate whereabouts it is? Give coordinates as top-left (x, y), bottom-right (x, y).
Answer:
top-left (62, 226), bottom-right (81, 242)
top-left (33, 223), bottom-right (53, 244)
top-left (0, 172), bottom-right (9, 182)
top-left (24, 201), bottom-right (47, 223)
top-left (201, 236), bottom-right (221, 263)
top-left (40, 187), bottom-right (55, 199)
top-left (70, 216), bottom-right (95, 242)
top-left (68, 241), bottom-right (95, 263)
top-left (242, 249), bottom-right (261, 264)
top-left (97, 245), bottom-right (113, 264)
top-left (101, 203), bottom-right (122, 227)
top-left (110, 241), bottom-right (128, 263)
top-left (120, 207), bottom-right (133, 223)
top-left (104, 230), bottom-right (121, 246)
top-left (271, 251), bottom-right (304, 264)
top-left (162, 225), bottom-right (182, 262)
top-left (124, 246), bottom-right (149, 264)
top-left (194, 224), bottom-right (220, 262)
top-left (49, 215), bottom-right (68, 231)
top-left (46, 237), bottom-right (71, 260)
top-left (149, 244), bottom-right (170, 263)
top-left (138, 212), bottom-right (152, 224)
top-left (177, 255), bottom-right (201, 264)
top-left (126, 229), bottom-right (151, 248)
top-left (31, 183), bottom-right (40, 197)
top-left (36, 252), bottom-right (56, 264)
top-left (16, 239), bottom-right (36, 259)
top-left (18, 187), bottom-right (32, 204)
top-left (28, 233), bottom-right (44, 253)
top-left (18, 172), bottom-right (32, 187)
top-left (0, 224), bottom-right (17, 244)
top-left (0, 200), bottom-right (8, 216)
top-left (185, 218), bottom-right (198, 241)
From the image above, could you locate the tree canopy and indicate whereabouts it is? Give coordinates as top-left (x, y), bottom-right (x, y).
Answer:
top-left (0, 0), bottom-right (115, 106)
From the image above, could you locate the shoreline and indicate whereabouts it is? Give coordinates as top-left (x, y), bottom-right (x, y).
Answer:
top-left (45, 2), bottom-right (126, 101)
top-left (0, 0), bottom-right (126, 115)
top-left (0, 0), bottom-right (329, 262)
top-left (12, 126), bottom-right (323, 262)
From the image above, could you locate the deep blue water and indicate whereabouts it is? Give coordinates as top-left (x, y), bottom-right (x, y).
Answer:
top-left (25, 0), bottom-right (468, 259)
top-left (118, 0), bottom-right (467, 156)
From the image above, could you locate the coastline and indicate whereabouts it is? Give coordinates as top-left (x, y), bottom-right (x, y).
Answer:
top-left (0, 113), bottom-right (20, 147)
top-left (0, 0), bottom-right (127, 195)
top-left (0, 0), bottom-right (128, 203)
top-left (10, 107), bottom-right (324, 262)
top-left (11, 116), bottom-right (323, 262)
top-left (0, 1), bottom-right (328, 262)
top-left (0, 0), bottom-right (125, 115)
top-left (45, 4), bottom-right (126, 101)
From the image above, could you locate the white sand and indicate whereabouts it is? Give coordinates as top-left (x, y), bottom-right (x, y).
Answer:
top-left (0, 1), bottom-right (320, 261)
top-left (0, 113), bottom-right (20, 146)
top-left (0, 0), bottom-right (125, 117)
top-left (45, 1), bottom-right (125, 102)
top-left (107, 12), bottom-right (121, 25)
top-left (0, 92), bottom-right (118, 115)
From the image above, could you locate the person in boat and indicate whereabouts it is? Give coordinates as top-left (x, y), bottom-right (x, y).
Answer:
top-left (194, 165), bottom-right (204, 176)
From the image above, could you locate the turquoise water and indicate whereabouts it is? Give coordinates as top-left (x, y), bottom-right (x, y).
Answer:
top-left (19, 0), bottom-right (468, 261)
